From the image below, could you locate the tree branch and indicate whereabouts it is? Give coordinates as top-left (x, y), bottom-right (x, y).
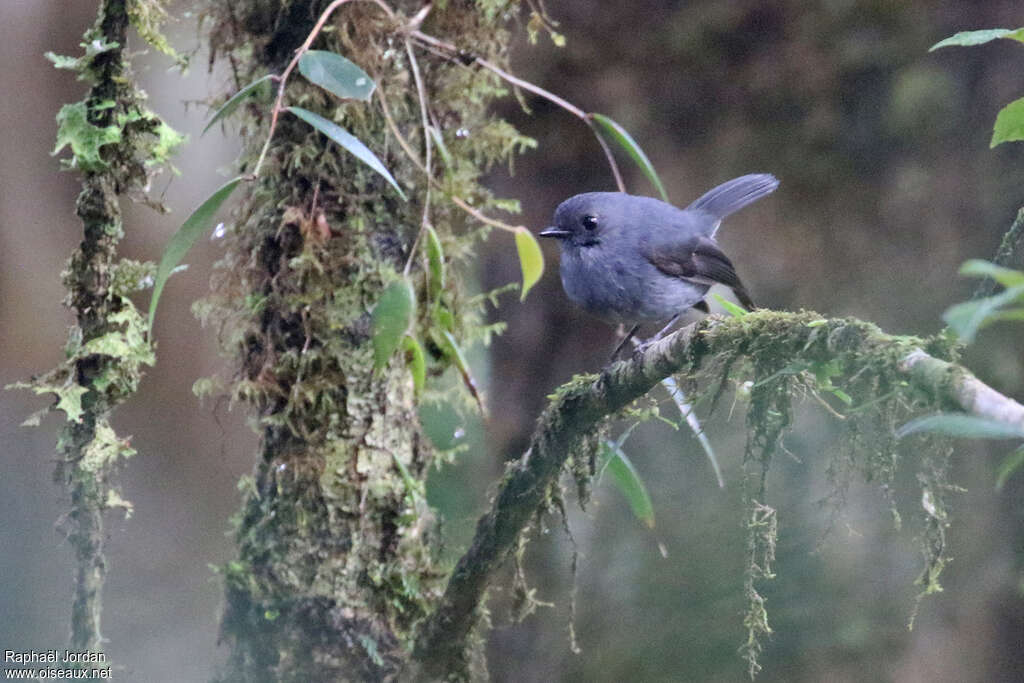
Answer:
top-left (412, 310), bottom-right (1024, 676)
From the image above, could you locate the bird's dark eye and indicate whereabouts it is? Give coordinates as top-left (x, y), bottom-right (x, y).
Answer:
top-left (581, 215), bottom-right (598, 230)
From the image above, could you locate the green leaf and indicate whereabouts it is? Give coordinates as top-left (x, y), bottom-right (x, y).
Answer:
top-left (392, 451), bottom-right (425, 502)
top-left (433, 305), bottom-right (455, 332)
top-left (298, 50), bottom-right (375, 101)
top-left (289, 106), bottom-right (406, 200)
top-left (589, 112), bottom-right (668, 201)
top-left (372, 279), bottom-right (415, 369)
top-left (942, 283), bottom-right (1024, 342)
top-left (662, 376), bottom-right (722, 488)
top-left (202, 74), bottom-right (274, 136)
top-left (896, 414), bottom-right (1024, 440)
top-left (991, 96), bottom-right (1024, 148)
top-left (439, 330), bottom-right (484, 414)
top-left (929, 28), bottom-right (1024, 51)
top-left (514, 227), bottom-right (544, 301)
top-left (829, 387), bottom-right (853, 405)
top-left (402, 335), bottom-right (426, 397)
top-left (959, 259), bottom-right (1024, 288)
top-left (995, 446), bottom-right (1024, 490)
top-left (600, 440), bottom-right (655, 528)
top-left (711, 293), bottom-right (748, 317)
top-left (426, 125), bottom-right (452, 169)
top-left (982, 308), bottom-right (1024, 324)
top-left (425, 225), bottom-right (445, 301)
top-left (148, 177), bottom-right (243, 331)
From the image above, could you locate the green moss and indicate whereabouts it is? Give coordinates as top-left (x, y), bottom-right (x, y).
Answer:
top-left (126, 0), bottom-right (184, 65)
top-left (532, 311), bottom-right (966, 677)
top-left (195, 1), bottom-right (541, 677)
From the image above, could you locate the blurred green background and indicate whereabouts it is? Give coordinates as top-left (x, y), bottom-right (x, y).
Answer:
top-left (2, 1), bottom-right (1022, 681)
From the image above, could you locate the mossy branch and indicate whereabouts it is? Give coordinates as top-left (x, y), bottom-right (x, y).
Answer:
top-left (413, 310), bottom-right (1023, 676)
top-left (973, 207), bottom-right (1024, 300)
top-left (12, 0), bottom-right (178, 655)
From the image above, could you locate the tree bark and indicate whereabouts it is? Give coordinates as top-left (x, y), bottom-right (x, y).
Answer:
top-left (202, 1), bottom-right (527, 679)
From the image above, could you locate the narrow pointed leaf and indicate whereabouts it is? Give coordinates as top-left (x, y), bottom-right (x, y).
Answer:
top-left (959, 259), bottom-right (1024, 287)
top-left (601, 440), bottom-right (655, 528)
top-left (439, 330), bottom-right (484, 414)
top-left (402, 335), bottom-right (426, 397)
top-left (663, 376), bottom-right (723, 488)
top-left (829, 387), bottom-right (854, 406)
top-left (289, 106), bottom-right (406, 199)
top-left (943, 283), bottom-right (1024, 342)
top-left (202, 74), bottom-right (274, 136)
top-left (991, 97), bottom-right (1024, 148)
top-left (929, 28), bottom-right (1024, 51)
top-left (589, 112), bottom-right (668, 201)
top-left (372, 279), bottom-right (415, 369)
top-left (995, 446), bottom-right (1024, 490)
top-left (712, 292), bottom-right (749, 318)
top-left (149, 177), bottom-right (243, 331)
top-left (298, 50), bottom-right (375, 101)
top-left (896, 413), bottom-right (1024, 440)
top-left (514, 227), bottom-right (544, 301)
top-left (392, 452), bottom-right (424, 501)
top-left (425, 225), bottom-right (445, 301)
top-left (983, 308), bottom-right (1024, 324)
top-left (427, 125), bottom-right (452, 169)
top-left (433, 304), bottom-right (455, 332)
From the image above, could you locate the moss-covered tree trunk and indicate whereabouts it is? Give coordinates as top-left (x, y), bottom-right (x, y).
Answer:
top-left (201, 1), bottom-right (525, 679)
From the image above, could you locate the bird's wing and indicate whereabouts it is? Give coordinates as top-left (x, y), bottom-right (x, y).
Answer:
top-left (644, 235), bottom-right (756, 309)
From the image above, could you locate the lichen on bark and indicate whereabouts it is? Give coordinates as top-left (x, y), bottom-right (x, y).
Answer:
top-left (10, 0), bottom-right (182, 656)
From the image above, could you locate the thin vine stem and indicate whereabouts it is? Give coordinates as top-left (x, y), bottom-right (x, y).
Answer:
top-left (408, 30), bottom-right (626, 192)
top-left (403, 37), bottom-right (433, 276)
top-left (376, 85), bottom-right (523, 235)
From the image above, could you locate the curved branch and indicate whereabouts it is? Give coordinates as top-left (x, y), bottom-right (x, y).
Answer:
top-left (412, 310), bottom-right (1023, 676)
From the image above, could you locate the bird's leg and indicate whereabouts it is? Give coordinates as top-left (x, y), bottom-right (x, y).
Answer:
top-left (610, 324), bottom-right (641, 360)
top-left (628, 302), bottom-right (708, 356)
top-left (646, 313), bottom-right (681, 346)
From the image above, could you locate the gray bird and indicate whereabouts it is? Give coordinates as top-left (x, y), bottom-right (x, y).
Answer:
top-left (539, 173), bottom-right (778, 355)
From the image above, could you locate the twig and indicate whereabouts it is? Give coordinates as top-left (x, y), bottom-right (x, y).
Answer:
top-left (410, 30), bottom-right (584, 116)
top-left (403, 37), bottom-right (433, 276)
top-left (972, 207), bottom-right (1024, 300)
top-left (662, 375), bottom-right (724, 488)
top-left (407, 30), bottom-right (626, 192)
top-left (377, 86), bottom-right (523, 234)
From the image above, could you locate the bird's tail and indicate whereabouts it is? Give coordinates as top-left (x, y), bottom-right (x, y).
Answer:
top-left (687, 173), bottom-right (779, 229)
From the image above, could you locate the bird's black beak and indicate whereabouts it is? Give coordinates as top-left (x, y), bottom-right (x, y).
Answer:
top-left (539, 227), bottom-right (571, 239)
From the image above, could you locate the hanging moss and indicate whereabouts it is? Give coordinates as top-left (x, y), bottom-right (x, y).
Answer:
top-left (517, 310), bottom-right (968, 679)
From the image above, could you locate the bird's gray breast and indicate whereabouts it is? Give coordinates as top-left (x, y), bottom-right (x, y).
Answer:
top-left (559, 240), bottom-right (706, 324)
